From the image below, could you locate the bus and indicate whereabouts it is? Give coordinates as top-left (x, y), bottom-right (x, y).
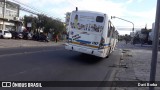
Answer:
top-left (65, 9), bottom-right (118, 58)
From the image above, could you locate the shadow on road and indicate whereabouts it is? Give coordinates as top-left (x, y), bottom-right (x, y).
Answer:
top-left (69, 53), bottom-right (104, 65)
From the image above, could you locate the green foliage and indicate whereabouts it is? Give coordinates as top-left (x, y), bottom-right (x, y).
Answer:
top-left (23, 15), bottom-right (38, 32)
top-left (141, 28), bottom-right (151, 34)
top-left (118, 35), bottom-right (125, 41)
top-left (118, 34), bottom-right (131, 41)
top-left (23, 14), bottom-right (65, 35)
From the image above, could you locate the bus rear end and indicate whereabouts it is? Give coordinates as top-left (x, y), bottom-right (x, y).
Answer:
top-left (65, 10), bottom-right (108, 58)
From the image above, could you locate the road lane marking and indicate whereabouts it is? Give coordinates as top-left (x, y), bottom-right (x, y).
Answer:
top-left (0, 48), bottom-right (64, 57)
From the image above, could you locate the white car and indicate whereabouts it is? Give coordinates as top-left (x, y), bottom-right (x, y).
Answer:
top-left (0, 30), bottom-right (12, 39)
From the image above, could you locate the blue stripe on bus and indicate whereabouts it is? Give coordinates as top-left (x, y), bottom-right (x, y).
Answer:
top-left (104, 44), bottom-right (110, 46)
top-left (68, 38), bottom-right (110, 46)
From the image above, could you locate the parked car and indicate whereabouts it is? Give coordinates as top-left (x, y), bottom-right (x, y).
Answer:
top-left (18, 32), bottom-right (23, 39)
top-left (10, 31), bottom-right (23, 39)
top-left (27, 33), bottom-right (32, 40)
top-left (32, 33), bottom-right (49, 42)
top-left (32, 33), bottom-right (40, 41)
top-left (22, 32), bottom-right (32, 40)
top-left (0, 30), bottom-right (12, 39)
top-left (10, 31), bottom-right (17, 39)
top-left (39, 33), bottom-right (49, 42)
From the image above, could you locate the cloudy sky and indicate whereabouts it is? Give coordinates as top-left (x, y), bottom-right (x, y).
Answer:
top-left (10, 0), bottom-right (157, 35)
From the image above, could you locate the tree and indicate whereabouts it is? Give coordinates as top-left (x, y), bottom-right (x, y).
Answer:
top-left (23, 15), bottom-right (38, 33)
top-left (23, 14), bottom-right (65, 39)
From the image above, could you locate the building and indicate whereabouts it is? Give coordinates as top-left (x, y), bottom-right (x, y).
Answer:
top-left (0, 0), bottom-right (22, 31)
top-left (65, 12), bottom-right (71, 26)
top-left (65, 12), bottom-right (71, 33)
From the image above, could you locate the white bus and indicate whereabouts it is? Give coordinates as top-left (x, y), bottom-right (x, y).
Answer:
top-left (65, 9), bottom-right (118, 58)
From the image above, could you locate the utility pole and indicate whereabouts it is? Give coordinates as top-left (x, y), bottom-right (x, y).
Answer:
top-left (2, 0), bottom-right (6, 30)
top-left (149, 0), bottom-right (160, 90)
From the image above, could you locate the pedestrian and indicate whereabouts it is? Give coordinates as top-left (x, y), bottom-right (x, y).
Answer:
top-left (125, 39), bottom-right (128, 44)
top-left (124, 37), bottom-right (128, 44)
top-left (55, 34), bottom-right (59, 43)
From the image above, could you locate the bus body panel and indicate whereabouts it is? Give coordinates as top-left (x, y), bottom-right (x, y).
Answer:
top-left (68, 11), bottom-right (106, 47)
top-left (65, 10), bottom-right (117, 58)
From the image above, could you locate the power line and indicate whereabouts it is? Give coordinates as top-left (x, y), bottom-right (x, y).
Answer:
top-left (20, 7), bottom-right (39, 15)
top-left (8, 0), bottom-right (43, 14)
top-left (8, 0), bottom-right (56, 18)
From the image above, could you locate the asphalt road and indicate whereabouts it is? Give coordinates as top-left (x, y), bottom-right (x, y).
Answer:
top-left (0, 45), bottom-right (121, 90)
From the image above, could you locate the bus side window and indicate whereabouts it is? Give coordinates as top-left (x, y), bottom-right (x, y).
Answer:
top-left (113, 31), bottom-right (117, 39)
top-left (112, 28), bottom-right (115, 38)
top-left (107, 22), bottom-right (111, 37)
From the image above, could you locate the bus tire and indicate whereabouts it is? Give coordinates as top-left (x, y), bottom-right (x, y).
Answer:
top-left (106, 47), bottom-right (111, 58)
top-left (1, 35), bottom-right (3, 39)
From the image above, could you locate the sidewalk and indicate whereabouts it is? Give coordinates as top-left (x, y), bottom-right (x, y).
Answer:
top-left (111, 41), bottom-right (160, 90)
top-left (0, 39), bottom-right (65, 48)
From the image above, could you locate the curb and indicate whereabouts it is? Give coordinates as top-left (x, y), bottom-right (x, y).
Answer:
top-left (105, 49), bottom-right (122, 90)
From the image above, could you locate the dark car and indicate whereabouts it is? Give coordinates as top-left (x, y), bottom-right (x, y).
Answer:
top-left (10, 31), bottom-right (23, 39)
top-left (10, 31), bottom-right (17, 39)
top-left (17, 32), bottom-right (23, 39)
top-left (22, 32), bottom-right (32, 40)
top-left (32, 33), bottom-right (40, 41)
top-left (32, 33), bottom-right (49, 42)
top-left (39, 33), bottom-right (49, 42)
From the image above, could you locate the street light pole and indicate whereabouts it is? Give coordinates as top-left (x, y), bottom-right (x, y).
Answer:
top-left (111, 16), bottom-right (134, 32)
top-left (111, 16), bottom-right (135, 44)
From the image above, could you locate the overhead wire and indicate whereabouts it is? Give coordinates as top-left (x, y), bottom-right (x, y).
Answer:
top-left (8, 0), bottom-right (56, 19)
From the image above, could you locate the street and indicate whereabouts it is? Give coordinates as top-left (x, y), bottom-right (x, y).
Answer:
top-left (0, 0), bottom-right (159, 90)
top-left (0, 44), bottom-right (121, 90)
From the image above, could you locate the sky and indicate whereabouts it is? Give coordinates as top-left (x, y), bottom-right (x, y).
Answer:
top-left (10, 0), bottom-right (157, 35)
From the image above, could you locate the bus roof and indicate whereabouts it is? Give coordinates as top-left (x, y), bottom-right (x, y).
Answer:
top-left (72, 10), bottom-right (108, 16)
